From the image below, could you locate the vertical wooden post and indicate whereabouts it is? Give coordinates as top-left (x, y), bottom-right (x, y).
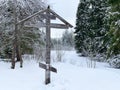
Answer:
top-left (45, 6), bottom-right (51, 84)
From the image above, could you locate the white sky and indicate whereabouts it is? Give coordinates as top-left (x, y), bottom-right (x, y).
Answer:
top-left (47, 0), bottom-right (79, 38)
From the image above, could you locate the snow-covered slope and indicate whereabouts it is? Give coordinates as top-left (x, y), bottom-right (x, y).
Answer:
top-left (0, 51), bottom-right (120, 90)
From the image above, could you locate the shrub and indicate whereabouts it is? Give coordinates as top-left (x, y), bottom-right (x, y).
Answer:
top-left (109, 55), bottom-right (120, 69)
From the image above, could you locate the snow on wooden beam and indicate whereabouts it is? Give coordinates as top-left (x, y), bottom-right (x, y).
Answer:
top-left (17, 9), bottom-right (47, 25)
top-left (40, 14), bottom-right (56, 20)
top-left (49, 9), bottom-right (73, 28)
top-left (25, 23), bottom-right (69, 29)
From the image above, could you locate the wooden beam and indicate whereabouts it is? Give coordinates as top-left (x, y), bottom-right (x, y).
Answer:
top-left (50, 23), bottom-right (69, 29)
top-left (39, 63), bottom-right (46, 70)
top-left (49, 9), bottom-right (73, 28)
top-left (17, 9), bottom-right (47, 25)
top-left (39, 63), bottom-right (57, 73)
top-left (25, 23), bottom-right (69, 29)
top-left (50, 66), bottom-right (57, 73)
top-left (45, 9), bottom-right (51, 85)
top-left (40, 14), bottom-right (56, 20)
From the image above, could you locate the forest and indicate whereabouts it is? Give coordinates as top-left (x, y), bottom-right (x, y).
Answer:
top-left (75, 0), bottom-right (120, 68)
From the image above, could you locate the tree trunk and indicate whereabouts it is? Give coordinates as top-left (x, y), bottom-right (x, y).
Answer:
top-left (19, 45), bottom-right (23, 68)
top-left (13, 0), bottom-right (23, 68)
top-left (11, 45), bottom-right (15, 69)
top-left (16, 44), bottom-right (20, 61)
top-left (15, 32), bottom-right (23, 68)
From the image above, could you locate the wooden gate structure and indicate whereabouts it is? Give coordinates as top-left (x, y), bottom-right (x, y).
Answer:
top-left (17, 6), bottom-right (73, 84)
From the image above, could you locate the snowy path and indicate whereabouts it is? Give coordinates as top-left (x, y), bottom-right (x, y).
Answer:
top-left (0, 51), bottom-right (120, 90)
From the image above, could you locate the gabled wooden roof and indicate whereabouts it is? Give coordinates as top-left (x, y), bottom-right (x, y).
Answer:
top-left (47, 7), bottom-right (73, 28)
top-left (17, 6), bottom-right (73, 28)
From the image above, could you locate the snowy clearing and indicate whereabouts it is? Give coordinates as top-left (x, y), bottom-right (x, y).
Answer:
top-left (0, 51), bottom-right (120, 90)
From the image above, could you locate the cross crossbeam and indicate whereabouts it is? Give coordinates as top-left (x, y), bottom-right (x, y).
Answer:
top-left (25, 23), bottom-right (69, 29)
top-left (39, 63), bottom-right (57, 73)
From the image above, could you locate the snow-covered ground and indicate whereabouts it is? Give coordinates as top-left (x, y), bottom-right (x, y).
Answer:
top-left (0, 51), bottom-right (120, 90)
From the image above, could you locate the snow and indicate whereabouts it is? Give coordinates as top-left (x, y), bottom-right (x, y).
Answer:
top-left (0, 51), bottom-right (120, 90)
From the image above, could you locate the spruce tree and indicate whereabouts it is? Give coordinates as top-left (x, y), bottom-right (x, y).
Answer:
top-left (88, 0), bottom-right (109, 55)
top-left (74, 0), bottom-right (90, 55)
top-left (107, 0), bottom-right (120, 57)
top-left (75, 0), bottom-right (109, 57)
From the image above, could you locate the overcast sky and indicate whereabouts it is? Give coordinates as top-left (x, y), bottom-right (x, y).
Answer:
top-left (47, 0), bottom-right (79, 38)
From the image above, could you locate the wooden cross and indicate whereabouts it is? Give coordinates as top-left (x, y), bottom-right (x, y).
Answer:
top-left (17, 6), bottom-right (73, 85)
top-left (38, 6), bottom-right (73, 84)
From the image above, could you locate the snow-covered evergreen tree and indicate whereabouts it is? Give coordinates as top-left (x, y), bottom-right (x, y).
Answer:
top-left (75, 0), bottom-right (109, 57)
top-left (0, 0), bottom-right (47, 59)
top-left (0, 0), bottom-right (14, 58)
top-left (74, 0), bottom-right (90, 54)
top-left (87, 0), bottom-right (109, 55)
top-left (107, 0), bottom-right (120, 57)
